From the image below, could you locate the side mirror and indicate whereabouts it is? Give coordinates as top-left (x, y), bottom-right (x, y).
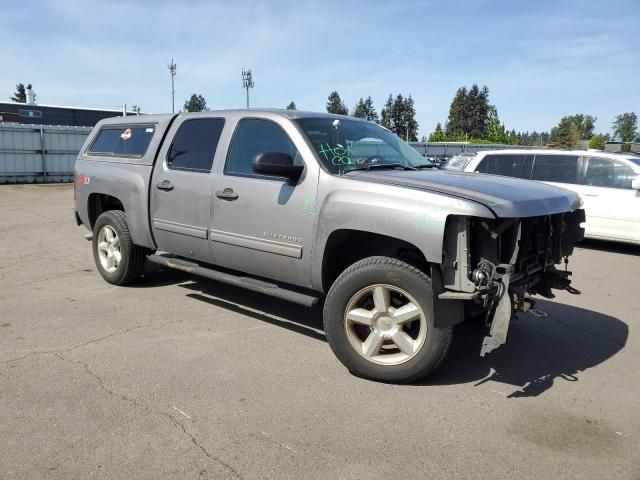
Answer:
top-left (632, 177), bottom-right (640, 191)
top-left (252, 152), bottom-right (303, 181)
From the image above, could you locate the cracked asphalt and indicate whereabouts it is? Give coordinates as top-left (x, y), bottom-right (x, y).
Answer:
top-left (1, 184), bottom-right (639, 479)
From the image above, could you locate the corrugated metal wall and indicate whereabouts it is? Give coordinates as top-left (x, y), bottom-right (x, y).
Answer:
top-left (0, 123), bottom-right (533, 184)
top-left (0, 123), bottom-right (91, 184)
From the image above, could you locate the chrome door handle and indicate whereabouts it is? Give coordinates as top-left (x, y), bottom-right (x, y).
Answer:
top-left (216, 188), bottom-right (239, 200)
top-left (156, 180), bottom-right (174, 191)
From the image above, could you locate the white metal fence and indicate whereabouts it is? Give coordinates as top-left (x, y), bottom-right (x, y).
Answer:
top-left (0, 122), bottom-right (91, 184)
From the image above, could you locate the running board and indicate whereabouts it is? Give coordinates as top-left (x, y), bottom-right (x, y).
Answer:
top-left (147, 254), bottom-right (321, 307)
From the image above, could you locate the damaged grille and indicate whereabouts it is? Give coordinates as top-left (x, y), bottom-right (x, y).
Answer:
top-left (469, 209), bottom-right (585, 288)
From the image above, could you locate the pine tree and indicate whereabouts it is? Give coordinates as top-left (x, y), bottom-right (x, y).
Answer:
top-left (286, 101), bottom-right (297, 110)
top-left (485, 106), bottom-right (507, 143)
top-left (183, 94), bottom-right (208, 112)
top-left (446, 87), bottom-right (467, 136)
top-left (352, 96), bottom-right (379, 122)
top-left (380, 94), bottom-right (393, 129)
top-left (326, 91), bottom-right (348, 115)
top-left (10, 83), bottom-right (27, 103)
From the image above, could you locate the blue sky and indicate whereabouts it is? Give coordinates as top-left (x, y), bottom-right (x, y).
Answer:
top-left (1, 0), bottom-right (638, 137)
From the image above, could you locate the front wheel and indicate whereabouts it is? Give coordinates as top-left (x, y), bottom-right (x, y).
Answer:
top-left (92, 210), bottom-right (147, 285)
top-left (323, 256), bottom-right (453, 383)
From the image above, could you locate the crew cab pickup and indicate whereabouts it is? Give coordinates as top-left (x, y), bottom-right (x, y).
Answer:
top-left (73, 110), bottom-right (585, 383)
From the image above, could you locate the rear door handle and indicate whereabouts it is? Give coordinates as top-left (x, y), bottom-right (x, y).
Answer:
top-left (156, 180), bottom-right (174, 191)
top-left (216, 188), bottom-right (239, 200)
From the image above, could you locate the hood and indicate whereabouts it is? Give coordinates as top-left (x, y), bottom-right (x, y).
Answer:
top-left (346, 169), bottom-right (582, 218)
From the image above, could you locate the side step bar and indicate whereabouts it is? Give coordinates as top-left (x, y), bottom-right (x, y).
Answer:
top-left (147, 254), bottom-right (321, 308)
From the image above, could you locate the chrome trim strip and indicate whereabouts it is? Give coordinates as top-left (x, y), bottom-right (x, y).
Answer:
top-left (153, 219), bottom-right (208, 239)
top-left (210, 229), bottom-right (302, 259)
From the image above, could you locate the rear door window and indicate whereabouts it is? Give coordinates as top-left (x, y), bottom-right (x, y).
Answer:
top-left (583, 157), bottom-right (636, 189)
top-left (531, 154), bottom-right (579, 184)
top-left (167, 118), bottom-right (225, 173)
top-left (475, 154), bottom-right (526, 178)
top-left (89, 126), bottom-right (155, 156)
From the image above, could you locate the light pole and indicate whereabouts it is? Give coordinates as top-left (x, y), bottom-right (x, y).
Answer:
top-left (241, 68), bottom-right (254, 109)
top-left (168, 59), bottom-right (177, 113)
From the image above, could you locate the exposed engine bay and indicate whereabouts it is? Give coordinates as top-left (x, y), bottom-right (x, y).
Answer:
top-left (440, 210), bottom-right (586, 355)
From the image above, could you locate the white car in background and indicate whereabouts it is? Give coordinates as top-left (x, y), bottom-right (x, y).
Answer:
top-left (444, 149), bottom-right (640, 245)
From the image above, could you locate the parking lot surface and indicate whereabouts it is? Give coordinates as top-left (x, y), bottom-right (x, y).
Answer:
top-left (1, 184), bottom-right (639, 479)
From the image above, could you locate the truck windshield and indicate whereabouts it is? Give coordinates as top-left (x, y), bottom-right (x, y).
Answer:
top-left (295, 117), bottom-right (432, 174)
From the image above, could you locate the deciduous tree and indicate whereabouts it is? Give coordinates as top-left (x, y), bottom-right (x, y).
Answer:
top-left (613, 112), bottom-right (638, 142)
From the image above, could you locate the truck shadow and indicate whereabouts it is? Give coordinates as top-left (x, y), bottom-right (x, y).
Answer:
top-left (140, 265), bottom-right (628, 397)
top-left (427, 299), bottom-right (628, 396)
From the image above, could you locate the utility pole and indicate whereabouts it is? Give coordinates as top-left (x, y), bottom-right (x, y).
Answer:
top-left (241, 68), bottom-right (254, 109)
top-left (168, 59), bottom-right (177, 113)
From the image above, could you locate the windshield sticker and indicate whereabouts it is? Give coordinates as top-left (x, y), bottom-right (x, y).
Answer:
top-left (120, 128), bottom-right (132, 140)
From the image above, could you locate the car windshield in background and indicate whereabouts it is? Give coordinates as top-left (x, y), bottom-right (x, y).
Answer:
top-left (295, 117), bottom-right (432, 174)
top-left (629, 157), bottom-right (640, 167)
top-left (442, 155), bottom-right (473, 171)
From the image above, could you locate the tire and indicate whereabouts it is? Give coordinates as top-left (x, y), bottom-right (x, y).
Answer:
top-left (323, 256), bottom-right (453, 383)
top-left (92, 210), bottom-right (147, 285)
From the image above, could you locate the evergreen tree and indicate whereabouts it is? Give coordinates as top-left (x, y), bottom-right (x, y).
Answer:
top-left (286, 101), bottom-right (297, 110)
top-left (380, 94), bottom-right (393, 129)
top-left (326, 91), bottom-right (348, 115)
top-left (550, 116), bottom-right (581, 147)
top-left (446, 87), bottom-right (467, 136)
top-left (485, 106), bottom-right (508, 143)
top-left (352, 96), bottom-right (379, 122)
top-left (183, 93), bottom-right (208, 112)
top-left (10, 83), bottom-right (27, 103)
top-left (403, 95), bottom-right (419, 141)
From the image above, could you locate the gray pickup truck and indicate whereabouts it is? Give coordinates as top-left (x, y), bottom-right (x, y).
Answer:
top-left (73, 110), bottom-right (585, 383)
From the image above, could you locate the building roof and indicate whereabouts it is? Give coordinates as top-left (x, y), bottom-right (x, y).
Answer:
top-left (0, 101), bottom-right (133, 113)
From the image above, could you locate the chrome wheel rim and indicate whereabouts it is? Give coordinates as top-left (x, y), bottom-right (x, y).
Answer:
top-left (344, 284), bottom-right (428, 366)
top-left (97, 225), bottom-right (121, 273)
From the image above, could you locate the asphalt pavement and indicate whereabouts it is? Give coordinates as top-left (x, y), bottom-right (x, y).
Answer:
top-left (1, 184), bottom-right (638, 479)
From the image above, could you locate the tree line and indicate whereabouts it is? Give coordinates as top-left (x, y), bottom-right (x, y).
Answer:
top-left (9, 82), bottom-right (637, 149)
top-left (425, 84), bottom-right (637, 149)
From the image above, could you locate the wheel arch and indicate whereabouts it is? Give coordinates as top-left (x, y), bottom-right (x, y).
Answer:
top-left (320, 229), bottom-right (429, 293)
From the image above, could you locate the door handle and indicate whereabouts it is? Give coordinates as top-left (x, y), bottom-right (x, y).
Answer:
top-left (156, 180), bottom-right (174, 191)
top-left (582, 193), bottom-right (599, 197)
top-left (216, 188), bottom-right (239, 200)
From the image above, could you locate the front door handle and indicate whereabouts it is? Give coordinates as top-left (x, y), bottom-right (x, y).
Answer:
top-left (156, 180), bottom-right (174, 191)
top-left (216, 188), bottom-right (239, 200)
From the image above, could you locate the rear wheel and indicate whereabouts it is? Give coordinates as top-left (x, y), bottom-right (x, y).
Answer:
top-left (323, 256), bottom-right (453, 383)
top-left (92, 210), bottom-right (146, 285)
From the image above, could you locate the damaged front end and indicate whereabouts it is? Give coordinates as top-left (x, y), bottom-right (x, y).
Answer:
top-left (439, 210), bottom-right (585, 356)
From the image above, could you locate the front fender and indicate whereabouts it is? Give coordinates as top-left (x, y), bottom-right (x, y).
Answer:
top-left (310, 176), bottom-right (495, 290)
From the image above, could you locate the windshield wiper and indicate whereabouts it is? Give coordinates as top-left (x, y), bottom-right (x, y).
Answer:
top-left (414, 163), bottom-right (437, 169)
top-left (346, 163), bottom-right (417, 172)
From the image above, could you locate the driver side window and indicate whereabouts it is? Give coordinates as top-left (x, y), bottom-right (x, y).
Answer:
top-left (225, 119), bottom-right (299, 177)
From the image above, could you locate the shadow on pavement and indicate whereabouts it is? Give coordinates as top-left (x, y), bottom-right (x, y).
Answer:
top-left (428, 299), bottom-right (628, 397)
top-left (576, 238), bottom-right (640, 256)
top-left (138, 264), bottom-right (628, 397)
